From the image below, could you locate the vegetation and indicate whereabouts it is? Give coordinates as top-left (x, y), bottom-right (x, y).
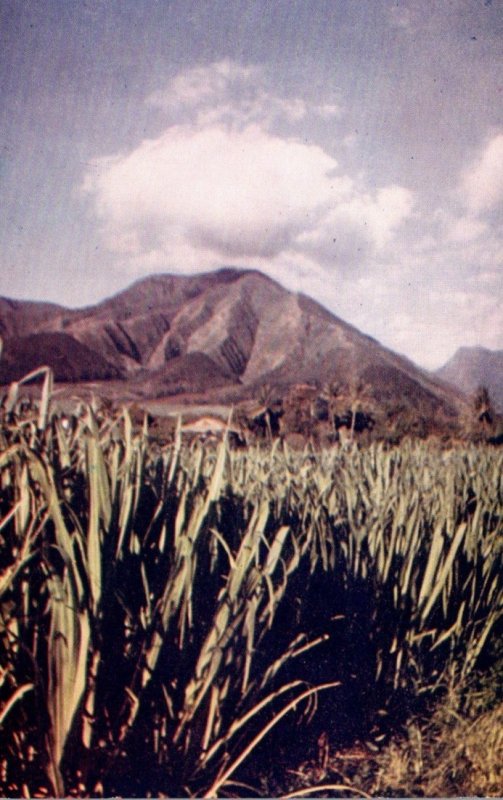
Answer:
top-left (0, 371), bottom-right (502, 797)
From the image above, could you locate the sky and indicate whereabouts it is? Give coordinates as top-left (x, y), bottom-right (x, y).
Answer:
top-left (1, 0), bottom-right (502, 369)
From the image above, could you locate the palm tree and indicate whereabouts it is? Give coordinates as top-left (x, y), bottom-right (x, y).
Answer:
top-left (348, 377), bottom-right (372, 442)
top-left (473, 385), bottom-right (493, 426)
top-left (256, 383), bottom-right (283, 441)
top-left (321, 380), bottom-right (341, 439)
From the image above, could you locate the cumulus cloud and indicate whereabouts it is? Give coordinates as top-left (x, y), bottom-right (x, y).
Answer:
top-left (147, 61), bottom-right (260, 111)
top-left (461, 132), bottom-right (503, 214)
top-left (294, 185), bottom-right (414, 269)
top-left (425, 134), bottom-right (503, 254)
top-left (147, 60), bottom-right (342, 128)
top-left (446, 215), bottom-right (488, 243)
top-left (85, 61), bottom-right (413, 277)
top-left (286, 127), bottom-right (502, 370)
top-left (85, 121), bottom-right (413, 274)
top-left (85, 124), bottom-right (347, 262)
top-left (361, 133), bottom-right (503, 368)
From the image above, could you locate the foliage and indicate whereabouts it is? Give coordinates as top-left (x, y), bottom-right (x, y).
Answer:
top-left (0, 377), bottom-right (502, 796)
top-left (296, 675), bottom-right (503, 798)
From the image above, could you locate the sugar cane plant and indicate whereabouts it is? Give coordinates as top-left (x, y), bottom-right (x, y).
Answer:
top-left (0, 368), bottom-right (502, 797)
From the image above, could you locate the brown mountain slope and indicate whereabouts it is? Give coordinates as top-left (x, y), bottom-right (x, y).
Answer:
top-left (0, 298), bottom-right (63, 339)
top-left (0, 268), bottom-right (464, 422)
top-left (0, 332), bottom-right (122, 383)
top-left (435, 347), bottom-right (503, 411)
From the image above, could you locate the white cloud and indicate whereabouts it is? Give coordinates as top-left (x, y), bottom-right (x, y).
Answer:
top-left (294, 184), bottom-right (414, 269)
top-left (147, 60), bottom-right (342, 129)
top-left (431, 207), bottom-right (488, 244)
top-left (301, 251), bottom-right (503, 370)
top-left (147, 60), bottom-right (259, 111)
top-left (389, 130), bottom-right (501, 364)
top-left (85, 123), bottom-right (345, 263)
top-left (341, 185), bottom-right (414, 249)
top-left (85, 61), bottom-right (413, 277)
top-left (446, 215), bottom-right (488, 243)
top-left (291, 127), bottom-right (503, 371)
top-left (85, 61), bottom-right (413, 274)
top-left (85, 118), bottom-right (414, 276)
top-left (461, 132), bottom-right (503, 214)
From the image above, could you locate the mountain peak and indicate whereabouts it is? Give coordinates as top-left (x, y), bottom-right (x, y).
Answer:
top-left (0, 267), bottom-right (465, 424)
top-left (436, 346), bottom-right (503, 410)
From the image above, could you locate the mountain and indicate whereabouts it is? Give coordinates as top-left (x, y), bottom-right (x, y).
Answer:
top-left (436, 347), bottom-right (503, 411)
top-left (0, 297), bottom-right (63, 338)
top-left (0, 267), bottom-right (464, 423)
top-left (0, 333), bottom-right (121, 384)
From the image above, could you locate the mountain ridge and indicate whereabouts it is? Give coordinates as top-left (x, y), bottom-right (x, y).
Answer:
top-left (435, 346), bottom-right (503, 411)
top-left (0, 267), bottom-right (465, 425)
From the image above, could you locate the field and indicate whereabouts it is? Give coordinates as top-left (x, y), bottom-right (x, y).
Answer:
top-left (0, 373), bottom-right (502, 797)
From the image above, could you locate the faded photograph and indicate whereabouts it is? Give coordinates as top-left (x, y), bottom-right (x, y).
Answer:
top-left (0, 1), bottom-right (502, 796)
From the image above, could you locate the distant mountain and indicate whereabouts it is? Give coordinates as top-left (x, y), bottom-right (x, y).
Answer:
top-left (435, 346), bottom-right (503, 411)
top-left (0, 267), bottom-right (464, 423)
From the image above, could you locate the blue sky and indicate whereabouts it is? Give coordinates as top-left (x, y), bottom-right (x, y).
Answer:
top-left (1, 0), bottom-right (502, 368)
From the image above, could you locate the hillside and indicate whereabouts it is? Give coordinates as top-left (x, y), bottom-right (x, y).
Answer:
top-left (436, 346), bottom-right (503, 412)
top-left (0, 297), bottom-right (63, 339)
top-left (0, 332), bottom-right (122, 384)
top-left (0, 268), bottom-right (464, 423)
